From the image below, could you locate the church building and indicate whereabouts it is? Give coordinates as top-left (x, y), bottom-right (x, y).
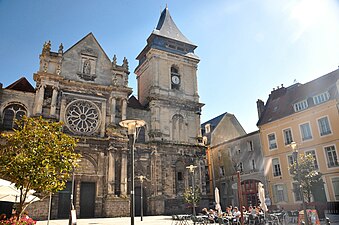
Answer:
top-left (0, 7), bottom-right (207, 219)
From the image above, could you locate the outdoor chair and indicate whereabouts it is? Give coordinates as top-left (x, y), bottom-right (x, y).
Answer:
top-left (248, 214), bottom-right (256, 225)
top-left (266, 214), bottom-right (280, 225)
top-left (191, 215), bottom-right (209, 225)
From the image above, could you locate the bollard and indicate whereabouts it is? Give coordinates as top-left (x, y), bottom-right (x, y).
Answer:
top-left (325, 217), bottom-right (331, 225)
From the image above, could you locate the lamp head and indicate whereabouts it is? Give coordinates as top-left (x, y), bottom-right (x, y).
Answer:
top-left (119, 119), bottom-right (146, 135)
top-left (186, 164), bottom-right (197, 173)
top-left (290, 141), bottom-right (297, 151)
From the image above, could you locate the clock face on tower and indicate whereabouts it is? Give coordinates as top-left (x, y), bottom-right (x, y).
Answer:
top-left (171, 75), bottom-right (180, 85)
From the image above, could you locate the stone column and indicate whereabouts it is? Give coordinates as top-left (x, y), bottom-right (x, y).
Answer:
top-left (107, 150), bottom-right (115, 194)
top-left (100, 101), bottom-right (106, 137)
top-left (36, 84), bottom-right (45, 114)
top-left (59, 97), bottom-right (67, 122)
top-left (50, 86), bottom-right (58, 116)
top-left (110, 97), bottom-right (116, 124)
top-left (121, 99), bottom-right (127, 121)
top-left (120, 150), bottom-right (128, 196)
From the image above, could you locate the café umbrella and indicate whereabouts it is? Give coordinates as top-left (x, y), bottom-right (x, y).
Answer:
top-left (215, 187), bottom-right (222, 215)
top-left (0, 179), bottom-right (39, 203)
top-left (258, 182), bottom-right (268, 212)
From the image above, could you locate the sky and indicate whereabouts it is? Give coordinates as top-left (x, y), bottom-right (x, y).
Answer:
top-left (1, 0), bottom-right (339, 133)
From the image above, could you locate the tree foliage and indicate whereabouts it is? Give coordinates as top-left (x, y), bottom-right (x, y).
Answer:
top-left (289, 153), bottom-right (323, 203)
top-left (0, 116), bottom-right (81, 214)
top-left (183, 186), bottom-right (201, 207)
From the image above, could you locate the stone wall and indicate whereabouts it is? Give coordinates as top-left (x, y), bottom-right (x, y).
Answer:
top-left (104, 197), bottom-right (129, 217)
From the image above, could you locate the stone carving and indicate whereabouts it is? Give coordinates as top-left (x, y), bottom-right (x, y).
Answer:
top-left (42, 40), bottom-right (51, 55)
top-left (112, 55), bottom-right (117, 67)
top-left (123, 57), bottom-right (128, 70)
top-left (83, 59), bottom-right (91, 74)
top-left (58, 43), bottom-right (63, 54)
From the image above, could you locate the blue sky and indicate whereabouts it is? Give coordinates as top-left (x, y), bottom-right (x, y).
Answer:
top-left (1, 0), bottom-right (339, 133)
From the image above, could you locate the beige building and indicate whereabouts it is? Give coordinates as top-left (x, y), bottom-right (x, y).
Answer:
top-left (202, 113), bottom-right (265, 209)
top-left (257, 69), bottom-right (339, 210)
top-left (0, 7), bottom-right (207, 219)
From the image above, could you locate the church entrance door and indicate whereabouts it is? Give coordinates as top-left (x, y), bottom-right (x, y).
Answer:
top-left (80, 182), bottom-right (95, 218)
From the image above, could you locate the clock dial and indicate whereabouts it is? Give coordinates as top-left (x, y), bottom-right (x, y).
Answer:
top-left (171, 75), bottom-right (180, 84)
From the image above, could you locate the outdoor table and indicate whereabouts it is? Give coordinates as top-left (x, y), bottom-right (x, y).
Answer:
top-left (174, 214), bottom-right (191, 225)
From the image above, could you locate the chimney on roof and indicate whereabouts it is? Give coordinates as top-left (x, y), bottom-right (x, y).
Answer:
top-left (256, 99), bottom-right (265, 119)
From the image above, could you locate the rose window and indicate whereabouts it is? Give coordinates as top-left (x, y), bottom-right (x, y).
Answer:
top-left (65, 100), bottom-right (100, 134)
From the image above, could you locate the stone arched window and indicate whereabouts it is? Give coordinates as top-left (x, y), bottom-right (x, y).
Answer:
top-left (172, 114), bottom-right (186, 142)
top-left (2, 104), bottom-right (27, 130)
top-left (171, 66), bottom-right (180, 90)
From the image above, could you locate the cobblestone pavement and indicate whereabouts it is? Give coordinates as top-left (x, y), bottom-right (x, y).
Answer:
top-left (36, 216), bottom-right (174, 225)
top-left (36, 214), bottom-right (339, 225)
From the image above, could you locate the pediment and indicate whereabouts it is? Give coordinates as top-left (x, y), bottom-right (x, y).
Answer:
top-left (61, 33), bottom-right (114, 85)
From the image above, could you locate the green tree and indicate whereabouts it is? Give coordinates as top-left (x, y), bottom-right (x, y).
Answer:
top-left (0, 116), bottom-right (81, 216)
top-left (183, 186), bottom-right (201, 209)
top-left (289, 153), bottom-right (323, 203)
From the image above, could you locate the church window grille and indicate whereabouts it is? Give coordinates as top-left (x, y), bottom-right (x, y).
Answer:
top-left (2, 104), bottom-right (26, 130)
top-left (65, 100), bottom-right (100, 135)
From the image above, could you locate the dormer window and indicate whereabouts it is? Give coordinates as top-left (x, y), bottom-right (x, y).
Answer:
top-left (294, 100), bottom-right (308, 112)
top-left (205, 124), bottom-right (211, 133)
top-left (313, 92), bottom-right (329, 105)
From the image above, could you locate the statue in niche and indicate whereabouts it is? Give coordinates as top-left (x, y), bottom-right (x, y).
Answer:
top-left (83, 59), bottom-right (91, 74)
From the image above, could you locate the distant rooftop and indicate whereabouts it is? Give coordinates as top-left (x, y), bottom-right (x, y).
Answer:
top-left (5, 77), bottom-right (35, 93)
top-left (257, 68), bottom-right (339, 126)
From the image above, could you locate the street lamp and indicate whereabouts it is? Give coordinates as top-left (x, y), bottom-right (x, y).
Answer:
top-left (120, 119), bottom-right (146, 225)
top-left (290, 142), bottom-right (309, 225)
top-left (186, 164), bottom-right (197, 222)
top-left (137, 175), bottom-right (147, 221)
top-left (69, 159), bottom-right (81, 225)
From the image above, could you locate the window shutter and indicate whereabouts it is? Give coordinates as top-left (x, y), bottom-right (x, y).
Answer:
top-left (272, 185), bottom-right (278, 203)
top-left (283, 184), bottom-right (288, 202)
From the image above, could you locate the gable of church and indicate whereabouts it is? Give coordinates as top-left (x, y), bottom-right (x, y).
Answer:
top-left (61, 33), bottom-right (115, 86)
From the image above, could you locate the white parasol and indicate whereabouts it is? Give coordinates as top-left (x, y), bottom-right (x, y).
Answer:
top-left (0, 179), bottom-right (39, 203)
top-left (215, 187), bottom-right (222, 215)
top-left (258, 182), bottom-right (268, 212)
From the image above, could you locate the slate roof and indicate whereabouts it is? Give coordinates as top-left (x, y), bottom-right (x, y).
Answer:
top-left (5, 77), bottom-right (35, 93)
top-left (152, 7), bottom-right (194, 46)
top-left (257, 68), bottom-right (339, 126)
top-left (201, 112), bottom-right (227, 135)
top-left (127, 95), bottom-right (145, 109)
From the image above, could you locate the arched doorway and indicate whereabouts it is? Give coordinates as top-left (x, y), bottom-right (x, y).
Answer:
top-left (241, 179), bottom-right (260, 208)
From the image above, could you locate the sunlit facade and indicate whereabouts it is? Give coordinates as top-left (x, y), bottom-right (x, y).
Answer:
top-left (257, 69), bottom-right (339, 210)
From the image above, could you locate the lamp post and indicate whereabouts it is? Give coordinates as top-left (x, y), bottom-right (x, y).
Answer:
top-left (68, 165), bottom-right (76, 225)
top-left (120, 119), bottom-right (146, 225)
top-left (137, 175), bottom-right (147, 221)
top-left (290, 142), bottom-right (309, 225)
top-left (69, 159), bottom-right (81, 225)
top-left (237, 171), bottom-right (244, 225)
top-left (186, 164), bottom-right (197, 222)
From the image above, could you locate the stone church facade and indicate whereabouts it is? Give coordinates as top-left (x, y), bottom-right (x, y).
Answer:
top-left (0, 7), bottom-right (207, 219)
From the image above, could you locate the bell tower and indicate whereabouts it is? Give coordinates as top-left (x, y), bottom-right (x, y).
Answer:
top-left (135, 7), bottom-right (203, 143)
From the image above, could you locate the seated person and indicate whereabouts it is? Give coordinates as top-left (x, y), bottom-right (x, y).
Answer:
top-left (201, 208), bottom-right (208, 215)
top-left (233, 207), bottom-right (241, 220)
top-left (224, 207), bottom-right (232, 217)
